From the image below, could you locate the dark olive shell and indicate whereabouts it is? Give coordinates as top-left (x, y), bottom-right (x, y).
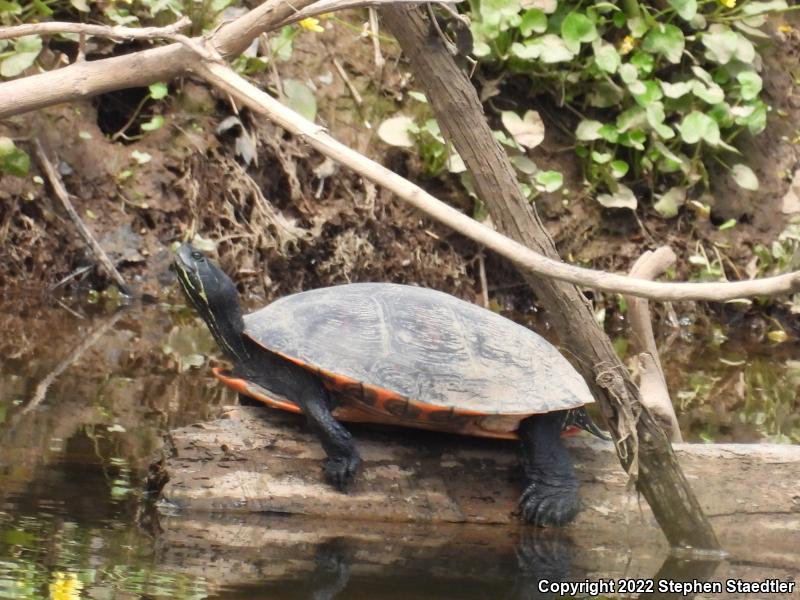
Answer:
top-left (243, 283), bottom-right (593, 417)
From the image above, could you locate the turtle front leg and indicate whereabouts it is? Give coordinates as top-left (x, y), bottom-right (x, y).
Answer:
top-left (517, 411), bottom-right (580, 527)
top-left (300, 388), bottom-right (362, 491)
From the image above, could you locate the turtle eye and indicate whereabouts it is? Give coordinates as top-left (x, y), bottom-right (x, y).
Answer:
top-left (191, 251), bottom-right (204, 261)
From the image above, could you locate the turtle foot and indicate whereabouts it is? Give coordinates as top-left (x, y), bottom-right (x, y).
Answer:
top-left (519, 476), bottom-right (579, 527)
top-left (323, 454), bottom-right (361, 492)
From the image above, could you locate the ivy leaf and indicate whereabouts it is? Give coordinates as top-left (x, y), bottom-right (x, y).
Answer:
top-left (0, 35), bottom-right (42, 78)
top-left (377, 115), bottom-right (414, 147)
top-left (646, 102), bottom-right (675, 139)
top-left (679, 111), bottom-right (720, 146)
top-left (731, 164), bottom-right (759, 190)
top-left (702, 25), bottom-right (754, 64)
top-left (149, 82), bottom-right (168, 100)
top-left (575, 119), bottom-right (604, 141)
top-left (653, 186), bottom-right (686, 218)
top-left (632, 80), bottom-right (663, 107)
top-left (737, 71), bottom-right (762, 101)
top-left (512, 35), bottom-right (574, 63)
top-left (0, 137), bottom-right (30, 176)
top-left (741, 0), bottom-right (787, 16)
top-left (642, 24), bottom-right (685, 64)
top-left (610, 160), bottom-right (629, 178)
top-left (619, 63), bottom-right (638, 84)
top-left (668, 0), bottom-right (697, 20)
top-left (283, 79), bottom-right (317, 122)
top-left (660, 80), bottom-right (693, 98)
top-left (692, 80), bottom-right (725, 104)
top-left (617, 106), bottom-right (647, 132)
top-left (597, 184), bottom-right (637, 210)
top-left (501, 110), bottom-right (545, 148)
top-left (561, 12), bottom-right (598, 53)
top-left (140, 115), bottom-right (164, 132)
top-left (534, 170), bottom-right (563, 192)
top-left (593, 41), bottom-right (620, 73)
top-left (520, 9), bottom-right (547, 36)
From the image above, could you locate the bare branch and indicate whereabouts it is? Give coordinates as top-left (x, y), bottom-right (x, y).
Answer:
top-left (32, 140), bottom-right (130, 295)
top-left (198, 60), bottom-right (800, 302)
top-left (0, 16), bottom-right (192, 41)
top-left (625, 248), bottom-right (683, 442)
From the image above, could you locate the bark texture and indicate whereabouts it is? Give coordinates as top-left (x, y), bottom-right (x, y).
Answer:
top-left (381, 6), bottom-right (719, 550)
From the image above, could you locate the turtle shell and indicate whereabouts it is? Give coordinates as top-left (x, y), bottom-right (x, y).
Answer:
top-left (217, 283), bottom-right (593, 439)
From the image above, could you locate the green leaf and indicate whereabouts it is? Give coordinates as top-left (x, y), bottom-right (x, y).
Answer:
top-left (70, 0), bottom-right (89, 10)
top-left (702, 25), bottom-right (754, 65)
top-left (1, 35), bottom-right (42, 78)
top-left (501, 110), bottom-right (545, 148)
top-left (610, 160), bottom-right (629, 178)
top-left (632, 80), bottom-right (663, 107)
top-left (627, 17), bottom-right (649, 38)
top-left (731, 163), bottom-right (759, 190)
top-left (619, 63), bottom-right (638, 84)
top-left (480, 0), bottom-right (522, 31)
top-left (591, 150), bottom-right (613, 164)
top-left (149, 82), bottom-right (168, 100)
top-left (593, 42), bottom-right (620, 73)
top-left (616, 106), bottom-right (646, 132)
top-left (619, 131), bottom-right (646, 150)
top-left (668, 0), bottom-right (697, 20)
top-left (738, 101), bottom-right (767, 134)
top-left (630, 51), bottom-right (654, 76)
top-left (140, 115), bottom-right (164, 132)
top-left (534, 170), bottom-right (563, 192)
top-left (679, 111), bottom-right (720, 145)
top-left (736, 71), bottom-right (762, 101)
top-left (597, 184), bottom-right (637, 209)
top-left (32, 0), bottom-right (53, 16)
top-left (718, 218), bottom-right (737, 230)
top-left (283, 79), bottom-right (317, 122)
top-left (270, 26), bottom-right (298, 62)
top-left (516, 35), bottom-right (575, 63)
top-left (520, 9), bottom-right (547, 36)
top-left (660, 80), bottom-right (693, 98)
top-left (0, 2), bottom-right (22, 15)
top-left (646, 102), bottom-right (674, 139)
top-left (377, 115), bottom-right (415, 147)
top-left (741, 0), bottom-right (787, 16)
top-left (510, 155), bottom-right (538, 174)
top-left (692, 80), bottom-right (725, 104)
top-left (642, 24), bottom-right (685, 64)
top-left (653, 186), bottom-right (686, 218)
top-left (0, 137), bottom-right (29, 176)
top-left (599, 124), bottom-right (619, 143)
top-left (561, 12), bottom-right (598, 53)
top-left (575, 119), bottom-right (604, 141)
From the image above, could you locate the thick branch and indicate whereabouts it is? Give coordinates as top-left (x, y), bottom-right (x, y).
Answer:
top-left (626, 248), bottom-right (682, 442)
top-left (383, 6), bottom-right (719, 551)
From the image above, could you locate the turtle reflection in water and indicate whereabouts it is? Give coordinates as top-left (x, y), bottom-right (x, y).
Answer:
top-left (173, 244), bottom-right (606, 526)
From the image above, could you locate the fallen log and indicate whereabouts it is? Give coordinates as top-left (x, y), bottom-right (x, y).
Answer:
top-left (151, 405), bottom-right (800, 569)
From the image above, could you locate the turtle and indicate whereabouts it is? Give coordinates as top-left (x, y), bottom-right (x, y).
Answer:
top-left (173, 244), bottom-right (605, 526)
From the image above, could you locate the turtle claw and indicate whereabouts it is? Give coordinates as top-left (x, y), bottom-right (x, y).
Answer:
top-left (323, 454), bottom-right (361, 492)
top-left (519, 478), bottom-right (579, 527)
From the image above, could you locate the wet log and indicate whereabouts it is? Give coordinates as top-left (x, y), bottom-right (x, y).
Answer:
top-left (152, 406), bottom-right (800, 568)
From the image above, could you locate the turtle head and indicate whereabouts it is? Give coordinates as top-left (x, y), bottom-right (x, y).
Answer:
top-left (173, 244), bottom-right (250, 364)
top-left (563, 407), bottom-right (610, 441)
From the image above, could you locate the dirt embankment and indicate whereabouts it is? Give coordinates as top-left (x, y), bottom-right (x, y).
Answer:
top-left (0, 16), bottom-right (798, 325)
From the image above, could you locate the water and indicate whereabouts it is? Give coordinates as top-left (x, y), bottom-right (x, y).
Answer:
top-left (1, 299), bottom-right (798, 599)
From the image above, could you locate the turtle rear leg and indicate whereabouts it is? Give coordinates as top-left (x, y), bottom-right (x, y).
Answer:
top-left (518, 411), bottom-right (579, 527)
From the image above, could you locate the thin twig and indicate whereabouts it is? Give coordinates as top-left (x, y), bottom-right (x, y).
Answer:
top-left (32, 140), bottom-right (131, 295)
top-left (368, 9), bottom-right (385, 75)
top-left (477, 250), bottom-right (489, 309)
top-left (331, 55), bottom-right (363, 107)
